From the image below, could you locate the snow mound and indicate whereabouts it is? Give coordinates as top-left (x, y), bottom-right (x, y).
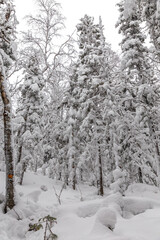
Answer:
top-left (76, 202), bottom-right (100, 218)
top-left (126, 183), bottom-right (158, 195)
top-left (40, 185), bottom-right (48, 191)
top-left (102, 193), bottom-right (124, 207)
top-left (0, 214), bottom-right (29, 240)
top-left (95, 207), bottom-right (117, 230)
top-left (101, 193), bottom-right (124, 215)
top-left (125, 183), bottom-right (160, 202)
top-left (26, 190), bottom-right (41, 203)
top-left (123, 197), bottom-right (160, 217)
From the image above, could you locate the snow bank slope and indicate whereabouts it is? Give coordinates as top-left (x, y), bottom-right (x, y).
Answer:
top-left (1, 172), bottom-right (160, 240)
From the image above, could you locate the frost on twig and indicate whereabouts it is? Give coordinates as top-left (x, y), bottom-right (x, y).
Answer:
top-left (53, 183), bottom-right (65, 205)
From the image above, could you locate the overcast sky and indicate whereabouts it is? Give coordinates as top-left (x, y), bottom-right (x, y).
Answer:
top-left (14, 0), bottom-right (121, 52)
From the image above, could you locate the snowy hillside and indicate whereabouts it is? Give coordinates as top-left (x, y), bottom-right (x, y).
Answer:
top-left (1, 1), bottom-right (160, 240)
top-left (1, 172), bottom-right (160, 240)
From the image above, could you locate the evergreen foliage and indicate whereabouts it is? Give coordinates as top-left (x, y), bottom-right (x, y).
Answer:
top-left (0, 0), bottom-right (160, 207)
top-left (15, 50), bottom-right (44, 184)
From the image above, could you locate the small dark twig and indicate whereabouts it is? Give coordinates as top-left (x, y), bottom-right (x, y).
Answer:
top-left (12, 208), bottom-right (22, 220)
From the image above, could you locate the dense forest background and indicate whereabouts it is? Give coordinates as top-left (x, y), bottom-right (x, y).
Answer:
top-left (0, 0), bottom-right (160, 212)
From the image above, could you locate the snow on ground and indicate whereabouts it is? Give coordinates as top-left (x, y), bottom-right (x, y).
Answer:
top-left (1, 171), bottom-right (160, 240)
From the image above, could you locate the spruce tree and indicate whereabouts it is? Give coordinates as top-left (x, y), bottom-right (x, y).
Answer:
top-left (116, 0), bottom-right (159, 185)
top-left (15, 51), bottom-right (44, 184)
top-left (60, 15), bottom-right (119, 193)
top-left (70, 15), bottom-right (110, 195)
top-left (144, 0), bottom-right (160, 58)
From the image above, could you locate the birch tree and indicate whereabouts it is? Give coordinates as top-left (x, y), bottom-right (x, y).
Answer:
top-left (19, 0), bottom-right (75, 172)
top-left (0, 0), bottom-right (17, 212)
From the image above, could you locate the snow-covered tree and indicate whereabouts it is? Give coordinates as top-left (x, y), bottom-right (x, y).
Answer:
top-left (144, 0), bottom-right (160, 59)
top-left (60, 15), bottom-right (113, 194)
top-left (116, 0), bottom-right (160, 186)
top-left (15, 50), bottom-right (44, 184)
top-left (0, 0), bottom-right (17, 212)
top-left (20, 0), bottom-right (75, 172)
top-left (56, 15), bottom-right (121, 193)
top-left (64, 63), bottom-right (82, 189)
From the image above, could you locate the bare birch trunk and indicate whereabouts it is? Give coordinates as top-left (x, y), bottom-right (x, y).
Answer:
top-left (0, 72), bottom-right (15, 212)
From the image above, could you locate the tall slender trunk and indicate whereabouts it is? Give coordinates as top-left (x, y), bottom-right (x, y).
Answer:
top-left (17, 111), bottom-right (29, 185)
top-left (17, 145), bottom-right (23, 164)
top-left (64, 163), bottom-right (69, 186)
top-left (0, 72), bottom-right (15, 212)
top-left (72, 161), bottom-right (76, 190)
top-left (19, 162), bottom-right (27, 185)
top-left (138, 167), bottom-right (143, 183)
top-left (69, 126), bottom-right (77, 190)
top-left (98, 141), bottom-right (103, 196)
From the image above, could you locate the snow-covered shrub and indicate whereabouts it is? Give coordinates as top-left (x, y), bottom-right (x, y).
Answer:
top-left (95, 207), bottom-right (117, 231)
top-left (110, 168), bottom-right (127, 194)
top-left (28, 215), bottom-right (57, 239)
top-left (42, 163), bottom-right (48, 176)
top-left (48, 159), bottom-right (58, 179)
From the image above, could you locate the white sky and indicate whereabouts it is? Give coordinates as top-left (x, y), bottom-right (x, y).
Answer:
top-left (14, 0), bottom-right (121, 52)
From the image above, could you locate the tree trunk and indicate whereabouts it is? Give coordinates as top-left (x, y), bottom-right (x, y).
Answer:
top-left (34, 158), bottom-right (38, 173)
top-left (98, 142), bottom-right (104, 196)
top-left (19, 162), bottom-right (27, 185)
top-left (80, 168), bottom-right (83, 182)
top-left (138, 167), bottom-right (143, 183)
top-left (0, 72), bottom-right (15, 212)
top-left (64, 163), bottom-right (69, 186)
top-left (16, 112), bottom-right (29, 185)
top-left (72, 162), bottom-right (76, 190)
top-left (17, 145), bottom-right (23, 164)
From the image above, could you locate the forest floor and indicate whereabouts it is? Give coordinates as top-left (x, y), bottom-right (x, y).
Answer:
top-left (0, 171), bottom-right (160, 240)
